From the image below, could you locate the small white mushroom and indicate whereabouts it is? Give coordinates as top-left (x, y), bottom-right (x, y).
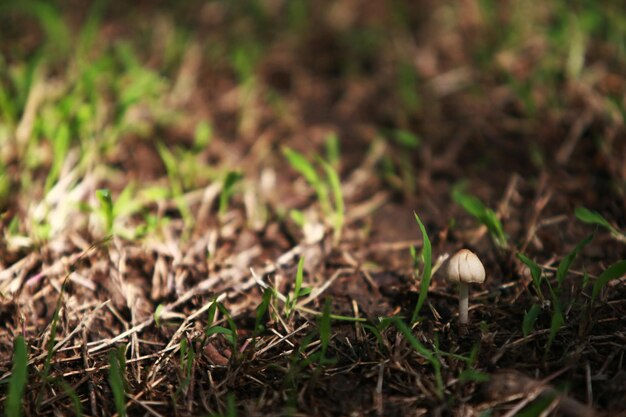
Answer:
top-left (446, 249), bottom-right (486, 324)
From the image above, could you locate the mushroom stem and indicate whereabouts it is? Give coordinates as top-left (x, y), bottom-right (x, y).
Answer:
top-left (459, 282), bottom-right (469, 324)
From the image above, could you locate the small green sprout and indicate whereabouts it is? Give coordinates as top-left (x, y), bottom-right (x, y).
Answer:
top-left (285, 257), bottom-right (308, 317)
top-left (453, 186), bottom-right (508, 249)
top-left (205, 299), bottom-right (238, 353)
top-left (95, 188), bottom-right (114, 235)
top-left (253, 288), bottom-right (273, 336)
top-left (522, 304), bottom-right (541, 337)
top-left (516, 253), bottom-right (544, 299)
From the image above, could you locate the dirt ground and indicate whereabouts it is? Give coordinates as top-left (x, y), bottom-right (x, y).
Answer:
top-left (1, 1), bottom-right (625, 416)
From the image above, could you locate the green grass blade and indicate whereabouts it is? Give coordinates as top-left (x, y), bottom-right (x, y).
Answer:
top-left (44, 122), bottom-right (70, 192)
top-left (592, 259), bottom-right (626, 301)
top-left (459, 368), bottom-right (490, 383)
top-left (5, 335), bottom-right (28, 417)
top-left (108, 347), bottom-right (127, 417)
top-left (574, 207), bottom-right (614, 230)
top-left (7, 2), bottom-right (71, 57)
top-left (282, 146), bottom-right (330, 215)
top-left (153, 304), bottom-right (164, 327)
top-left (319, 159), bottom-right (344, 244)
top-left (179, 337), bottom-right (195, 392)
top-left (522, 303), bottom-right (541, 337)
top-left (411, 212), bottom-right (432, 323)
top-left (392, 129), bottom-right (420, 148)
top-left (95, 189), bottom-right (114, 234)
top-left (226, 392), bottom-right (237, 417)
top-left (556, 233), bottom-right (593, 287)
top-left (575, 207), bottom-right (625, 242)
top-left (546, 303), bottom-right (564, 353)
top-left (37, 278), bottom-right (67, 407)
top-left (156, 143), bottom-right (184, 197)
top-left (515, 392), bottom-right (557, 417)
top-left (194, 120), bottom-right (213, 150)
top-left (516, 253), bottom-right (543, 299)
top-left (282, 147), bottom-right (319, 188)
top-left (452, 187), bottom-right (507, 248)
top-left (452, 187), bottom-right (486, 219)
top-left (289, 256), bottom-right (305, 315)
top-left (217, 303), bottom-right (238, 351)
top-left (361, 324), bottom-right (384, 348)
top-left (324, 132), bottom-right (340, 167)
top-left (76, 0), bottom-right (106, 59)
top-left (254, 288), bottom-right (273, 335)
top-left (388, 317), bottom-right (442, 398)
top-left (205, 298), bottom-right (219, 330)
top-left (219, 171), bottom-right (243, 216)
top-left (58, 379), bottom-right (83, 417)
top-left (205, 326), bottom-right (237, 349)
top-left (388, 317), bottom-right (433, 361)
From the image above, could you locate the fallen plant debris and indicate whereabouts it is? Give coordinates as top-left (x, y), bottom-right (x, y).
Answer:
top-left (1, 1), bottom-right (626, 416)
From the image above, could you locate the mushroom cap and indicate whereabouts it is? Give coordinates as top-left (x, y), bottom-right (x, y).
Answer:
top-left (446, 249), bottom-right (486, 284)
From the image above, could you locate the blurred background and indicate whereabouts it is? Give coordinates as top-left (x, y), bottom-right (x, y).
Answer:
top-left (0, 0), bottom-right (624, 246)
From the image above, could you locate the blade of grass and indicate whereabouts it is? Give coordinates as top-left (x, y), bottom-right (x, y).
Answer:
top-left (411, 212), bottom-right (432, 323)
top-left (522, 304), bottom-right (541, 337)
top-left (203, 298), bottom-right (238, 352)
top-left (287, 257), bottom-right (305, 316)
top-left (179, 337), bottom-right (195, 393)
top-left (76, 0), bottom-right (106, 59)
top-left (592, 259), bottom-right (626, 302)
top-left (515, 392), bottom-right (557, 417)
top-left (319, 159), bottom-right (344, 244)
top-left (546, 304), bottom-right (564, 354)
top-left (108, 346), bottom-right (127, 417)
top-left (44, 122), bottom-right (70, 192)
top-left (37, 277), bottom-right (69, 409)
top-left (226, 392), bottom-right (237, 417)
top-left (575, 207), bottom-right (626, 242)
top-left (324, 132), bottom-right (340, 168)
top-left (193, 120), bottom-right (213, 150)
top-left (5, 336), bottom-right (28, 417)
top-left (452, 187), bottom-right (507, 248)
top-left (516, 253), bottom-right (544, 299)
top-left (575, 207), bottom-right (614, 230)
top-left (217, 303), bottom-right (238, 352)
top-left (392, 129), bottom-right (420, 148)
top-left (219, 171), bottom-right (243, 217)
top-left (254, 288), bottom-right (273, 336)
top-left (556, 233), bottom-right (593, 287)
top-left (388, 317), bottom-right (443, 398)
top-left (95, 188), bottom-right (114, 235)
top-left (282, 146), bottom-right (330, 215)
top-left (57, 379), bottom-right (83, 416)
